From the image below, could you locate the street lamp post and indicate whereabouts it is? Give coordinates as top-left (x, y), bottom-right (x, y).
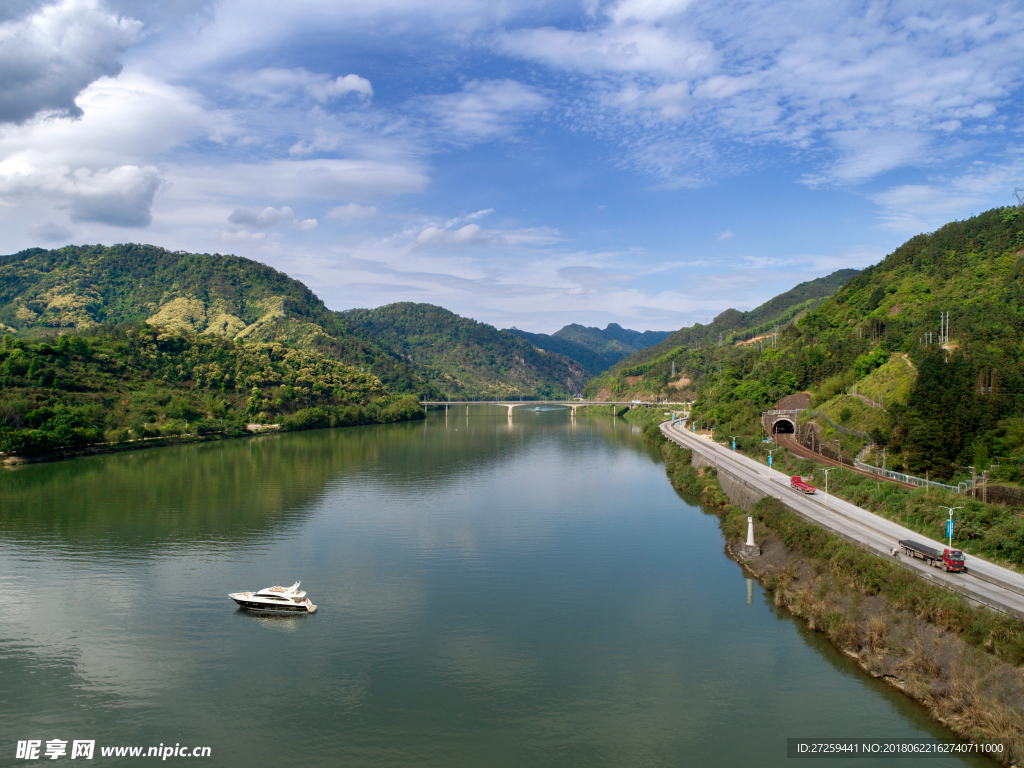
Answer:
top-left (821, 467), bottom-right (831, 508)
top-left (767, 449), bottom-right (774, 481)
top-left (730, 435), bottom-right (739, 451)
top-left (939, 505), bottom-right (963, 549)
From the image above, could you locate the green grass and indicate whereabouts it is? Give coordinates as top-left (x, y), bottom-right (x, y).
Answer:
top-left (857, 352), bottom-right (917, 406)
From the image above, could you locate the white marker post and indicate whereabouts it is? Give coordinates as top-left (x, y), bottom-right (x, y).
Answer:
top-left (746, 517), bottom-right (755, 547)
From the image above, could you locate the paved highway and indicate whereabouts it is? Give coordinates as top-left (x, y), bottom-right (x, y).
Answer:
top-left (661, 420), bottom-right (1024, 619)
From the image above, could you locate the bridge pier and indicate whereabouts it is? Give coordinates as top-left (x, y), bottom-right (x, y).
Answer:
top-left (507, 404), bottom-right (515, 418)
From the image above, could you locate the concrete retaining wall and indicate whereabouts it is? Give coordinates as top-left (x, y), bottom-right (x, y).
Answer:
top-left (690, 450), bottom-right (769, 513)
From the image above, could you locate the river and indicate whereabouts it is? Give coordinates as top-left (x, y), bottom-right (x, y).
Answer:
top-left (0, 407), bottom-right (995, 766)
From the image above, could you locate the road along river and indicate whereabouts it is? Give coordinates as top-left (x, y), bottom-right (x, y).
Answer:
top-left (662, 419), bottom-right (1024, 619)
top-left (0, 408), bottom-right (997, 766)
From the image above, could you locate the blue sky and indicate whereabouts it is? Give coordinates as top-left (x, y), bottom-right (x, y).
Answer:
top-left (1, 0), bottom-right (1023, 332)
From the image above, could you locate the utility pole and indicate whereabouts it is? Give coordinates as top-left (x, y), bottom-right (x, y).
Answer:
top-left (968, 465), bottom-right (976, 497)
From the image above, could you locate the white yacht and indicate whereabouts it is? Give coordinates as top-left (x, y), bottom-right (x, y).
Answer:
top-left (229, 582), bottom-right (317, 614)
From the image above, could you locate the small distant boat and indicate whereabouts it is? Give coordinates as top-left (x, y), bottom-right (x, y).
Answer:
top-left (229, 581), bottom-right (317, 614)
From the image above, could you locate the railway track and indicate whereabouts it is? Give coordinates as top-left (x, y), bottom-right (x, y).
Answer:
top-left (774, 432), bottom-right (916, 489)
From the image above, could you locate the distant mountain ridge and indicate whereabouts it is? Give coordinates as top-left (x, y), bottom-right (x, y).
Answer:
top-left (505, 322), bottom-right (671, 375)
top-left (342, 302), bottom-right (587, 398)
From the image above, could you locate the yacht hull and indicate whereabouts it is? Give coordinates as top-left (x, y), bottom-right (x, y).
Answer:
top-left (229, 593), bottom-right (318, 614)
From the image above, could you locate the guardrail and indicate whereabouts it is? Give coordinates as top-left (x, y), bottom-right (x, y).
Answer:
top-left (853, 460), bottom-right (961, 493)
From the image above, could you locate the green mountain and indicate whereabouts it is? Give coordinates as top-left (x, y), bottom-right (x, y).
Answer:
top-left (505, 323), bottom-right (672, 375)
top-left (555, 322), bottom-right (671, 352)
top-left (342, 303), bottom-right (587, 398)
top-left (0, 243), bottom-right (437, 397)
top-left (583, 267), bottom-right (860, 400)
top-left (611, 206), bottom-right (1024, 480)
top-left (0, 324), bottom-right (424, 456)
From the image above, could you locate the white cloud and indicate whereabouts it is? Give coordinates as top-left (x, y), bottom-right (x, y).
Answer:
top-left (306, 74), bottom-right (373, 101)
top-left (607, 0), bottom-right (696, 24)
top-left (717, 231), bottom-right (732, 241)
top-left (327, 203), bottom-right (379, 220)
top-left (417, 222), bottom-right (486, 246)
top-left (228, 205), bottom-right (295, 228)
top-left (499, 24), bottom-right (713, 75)
top-left (0, 70), bottom-right (227, 227)
top-left (171, 159), bottom-right (429, 200)
top-left (226, 205), bottom-right (318, 232)
top-left (870, 152), bottom-right (1024, 233)
top-left (220, 229), bottom-right (265, 242)
top-left (228, 68), bottom-right (373, 105)
top-left (0, 0), bottom-right (142, 124)
top-left (426, 80), bottom-right (548, 141)
top-left (499, 0), bottom-right (1024, 187)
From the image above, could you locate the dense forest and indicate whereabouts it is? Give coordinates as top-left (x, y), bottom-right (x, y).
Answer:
top-left (343, 302), bottom-right (587, 398)
top-left (0, 324), bottom-right (423, 456)
top-left (0, 243), bottom-right (437, 397)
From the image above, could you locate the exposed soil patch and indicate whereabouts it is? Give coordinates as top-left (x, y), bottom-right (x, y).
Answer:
top-left (735, 333), bottom-right (771, 346)
top-left (775, 392), bottom-right (812, 410)
top-left (668, 376), bottom-right (691, 389)
top-left (625, 375), bottom-right (643, 386)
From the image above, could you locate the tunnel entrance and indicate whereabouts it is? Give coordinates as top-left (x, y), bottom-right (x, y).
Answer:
top-left (772, 418), bottom-right (795, 434)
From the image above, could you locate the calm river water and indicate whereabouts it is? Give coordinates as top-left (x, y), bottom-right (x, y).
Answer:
top-left (0, 408), bottom-right (995, 766)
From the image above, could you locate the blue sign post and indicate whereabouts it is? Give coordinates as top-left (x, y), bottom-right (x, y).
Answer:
top-left (947, 519), bottom-right (954, 545)
top-left (732, 439), bottom-right (737, 451)
top-left (768, 455), bottom-right (773, 467)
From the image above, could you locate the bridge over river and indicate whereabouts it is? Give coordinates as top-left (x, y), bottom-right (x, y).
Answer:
top-left (420, 400), bottom-right (687, 417)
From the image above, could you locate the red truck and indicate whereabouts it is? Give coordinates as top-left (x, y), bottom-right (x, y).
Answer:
top-left (790, 476), bottom-right (816, 494)
top-left (898, 539), bottom-right (966, 572)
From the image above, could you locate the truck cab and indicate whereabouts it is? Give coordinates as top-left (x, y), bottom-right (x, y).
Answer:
top-left (943, 548), bottom-right (966, 572)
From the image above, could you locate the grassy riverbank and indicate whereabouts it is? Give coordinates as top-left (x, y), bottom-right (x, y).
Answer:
top-left (650, 429), bottom-right (1024, 762)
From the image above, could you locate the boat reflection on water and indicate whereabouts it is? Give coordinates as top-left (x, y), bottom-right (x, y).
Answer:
top-left (239, 611), bottom-right (309, 632)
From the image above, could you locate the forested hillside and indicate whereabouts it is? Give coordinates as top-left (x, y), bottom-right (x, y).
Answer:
top-left (343, 303), bottom-right (587, 398)
top-left (506, 323), bottom-right (671, 375)
top-left (583, 268), bottom-right (859, 401)
top-left (604, 206), bottom-right (1024, 482)
top-left (0, 324), bottom-right (423, 456)
top-left (0, 244), bottom-right (436, 397)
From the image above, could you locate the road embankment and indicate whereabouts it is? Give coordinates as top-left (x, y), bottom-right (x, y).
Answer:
top-left (652, 433), bottom-right (1024, 763)
top-left (662, 420), bottom-right (1024, 621)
